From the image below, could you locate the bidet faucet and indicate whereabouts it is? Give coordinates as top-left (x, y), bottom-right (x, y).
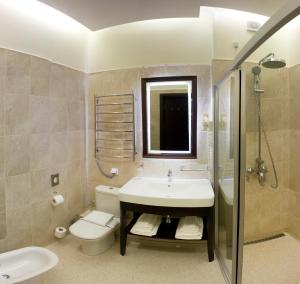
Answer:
top-left (167, 169), bottom-right (172, 182)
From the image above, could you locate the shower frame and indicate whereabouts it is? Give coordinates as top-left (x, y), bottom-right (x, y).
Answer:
top-left (213, 2), bottom-right (300, 283)
top-left (214, 69), bottom-right (245, 284)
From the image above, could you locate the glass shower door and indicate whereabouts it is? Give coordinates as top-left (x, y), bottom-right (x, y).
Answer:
top-left (214, 70), bottom-right (243, 284)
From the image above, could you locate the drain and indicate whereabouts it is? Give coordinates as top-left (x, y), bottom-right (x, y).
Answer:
top-left (1, 274), bottom-right (10, 279)
top-left (244, 233), bottom-right (285, 245)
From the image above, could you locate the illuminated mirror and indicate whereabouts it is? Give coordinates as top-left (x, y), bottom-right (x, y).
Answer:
top-left (142, 76), bottom-right (197, 158)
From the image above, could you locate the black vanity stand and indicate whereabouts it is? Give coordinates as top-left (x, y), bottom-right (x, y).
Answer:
top-left (120, 201), bottom-right (214, 262)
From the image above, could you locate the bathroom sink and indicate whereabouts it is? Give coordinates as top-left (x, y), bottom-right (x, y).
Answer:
top-left (219, 178), bottom-right (234, 206)
top-left (119, 177), bottom-right (214, 207)
top-left (0, 247), bottom-right (58, 283)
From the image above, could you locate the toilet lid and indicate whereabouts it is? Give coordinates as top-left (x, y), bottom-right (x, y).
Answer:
top-left (69, 220), bottom-right (111, 240)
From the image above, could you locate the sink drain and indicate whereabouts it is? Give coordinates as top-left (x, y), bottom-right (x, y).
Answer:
top-left (1, 274), bottom-right (10, 279)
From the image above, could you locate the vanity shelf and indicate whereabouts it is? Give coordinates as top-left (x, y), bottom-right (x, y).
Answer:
top-left (126, 214), bottom-right (208, 242)
top-left (120, 202), bottom-right (214, 262)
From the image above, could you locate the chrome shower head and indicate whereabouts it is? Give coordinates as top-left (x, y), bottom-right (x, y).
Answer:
top-left (262, 56), bottom-right (286, 69)
top-left (259, 53), bottom-right (286, 69)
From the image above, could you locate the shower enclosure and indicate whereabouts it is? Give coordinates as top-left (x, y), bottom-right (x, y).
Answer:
top-left (214, 57), bottom-right (291, 283)
top-left (214, 69), bottom-right (243, 284)
top-left (213, 3), bottom-right (300, 283)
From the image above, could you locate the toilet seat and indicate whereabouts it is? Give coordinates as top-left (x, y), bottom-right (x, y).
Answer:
top-left (69, 210), bottom-right (120, 241)
top-left (69, 219), bottom-right (111, 240)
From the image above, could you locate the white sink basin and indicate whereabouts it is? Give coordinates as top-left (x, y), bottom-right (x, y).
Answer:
top-left (119, 177), bottom-right (214, 207)
top-left (219, 178), bottom-right (234, 206)
top-left (0, 247), bottom-right (58, 283)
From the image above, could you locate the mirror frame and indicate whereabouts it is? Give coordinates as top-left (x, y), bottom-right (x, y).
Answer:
top-left (141, 76), bottom-right (197, 159)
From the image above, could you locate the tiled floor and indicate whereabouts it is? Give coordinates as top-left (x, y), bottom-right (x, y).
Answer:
top-left (243, 234), bottom-right (300, 284)
top-left (34, 236), bottom-right (225, 284)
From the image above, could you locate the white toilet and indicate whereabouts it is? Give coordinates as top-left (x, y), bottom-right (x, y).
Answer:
top-left (69, 185), bottom-right (120, 256)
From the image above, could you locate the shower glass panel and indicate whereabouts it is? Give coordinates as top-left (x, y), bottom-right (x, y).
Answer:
top-left (215, 70), bottom-right (241, 283)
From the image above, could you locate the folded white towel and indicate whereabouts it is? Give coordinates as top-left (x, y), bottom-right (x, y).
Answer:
top-left (175, 233), bottom-right (203, 240)
top-left (175, 216), bottom-right (203, 240)
top-left (82, 210), bottom-right (114, 227)
top-left (133, 214), bottom-right (161, 230)
top-left (176, 216), bottom-right (203, 232)
top-left (130, 214), bottom-right (161, 237)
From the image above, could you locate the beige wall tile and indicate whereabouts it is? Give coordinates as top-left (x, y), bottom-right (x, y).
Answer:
top-left (5, 94), bottom-right (29, 135)
top-left (31, 56), bottom-right (50, 96)
top-left (0, 212), bottom-right (6, 240)
top-left (260, 67), bottom-right (289, 99)
top-left (6, 207), bottom-right (32, 250)
top-left (260, 98), bottom-right (288, 131)
top-left (31, 200), bottom-right (52, 245)
top-left (5, 135), bottom-right (30, 176)
top-left (49, 98), bottom-right (68, 132)
top-left (0, 178), bottom-right (6, 239)
top-left (287, 215), bottom-right (300, 239)
top-left (68, 131), bottom-right (83, 162)
top-left (5, 50), bottom-right (30, 96)
top-left (50, 64), bottom-right (66, 98)
top-left (30, 95), bottom-right (50, 134)
top-left (0, 137), bottom-right (4, 177)
top-left (5, 174), bottom-right (30, 213)
top-left (0, 178), bottom-right (5, 212)
top-left (289, 64), bottom-right (300, 99)
top-left (0, 49), bottom-right (6, 92)
top-left (0, 95), bottom-right (5, 136)
top-left (65, 68), bottom-right (82, 101)
top-left (30, 134), bottom-right (51, 170)
top-left (0, 48), bottom-right (86, 250)
top-left (290, 130), bottom-right (300, 163)
top-left (50, 132), bottom-right (69, 166)
top-left (30, 168), bottom-right (51, 205)
top-left (67, 101), bottom-right (84, 130)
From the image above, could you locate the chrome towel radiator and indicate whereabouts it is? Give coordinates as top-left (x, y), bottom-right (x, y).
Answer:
top-left (95, 93), bottom-right (136, 162)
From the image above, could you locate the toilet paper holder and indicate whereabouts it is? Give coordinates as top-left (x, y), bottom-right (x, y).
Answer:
top-left (51, 191), bottom-right (64, 207)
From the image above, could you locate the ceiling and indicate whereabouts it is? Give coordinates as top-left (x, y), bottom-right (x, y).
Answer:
top-left (39, 0), bottom-right (288, 31)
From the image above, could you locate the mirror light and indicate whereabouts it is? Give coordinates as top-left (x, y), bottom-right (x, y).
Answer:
top-left (146, 81), bottom-right (192, 154)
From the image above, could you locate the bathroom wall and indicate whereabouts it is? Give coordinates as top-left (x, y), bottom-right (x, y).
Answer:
top-left (0, 1), bottom-right (90, 72)
top-left (285, 16), bottom-right (300, 67)
top-left (87, 17), bottom-right (214, 73)
top-left (288, 63), bottom-right (300, 238)
top-left (243, 62), bottom-right (290, 241)
top-left (87, 65), bottom-right (212, 203)
top-left (0, 48), bottom-right (86, 252)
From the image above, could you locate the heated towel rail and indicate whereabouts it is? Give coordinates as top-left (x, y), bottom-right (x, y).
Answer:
top-left (95, 93), bottom-right (136, 162)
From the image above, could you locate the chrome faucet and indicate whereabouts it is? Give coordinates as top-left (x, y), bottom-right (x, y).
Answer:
top-left (246, 158), bottom-right (268, 186)
top-left (167, 169), bottom-right (172, 183)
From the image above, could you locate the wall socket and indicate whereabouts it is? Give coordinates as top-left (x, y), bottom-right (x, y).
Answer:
top-left (51, 173), bottom-right (59, 187)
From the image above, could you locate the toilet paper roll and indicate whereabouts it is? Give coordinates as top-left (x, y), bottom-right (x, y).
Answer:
top-left (51, 194), bottom-right (64, 207)
top-left (54, 227), bottom-right (67, 239)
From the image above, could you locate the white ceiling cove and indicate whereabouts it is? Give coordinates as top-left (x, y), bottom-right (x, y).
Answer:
top-left (39, 0), bottom-right (287, 31)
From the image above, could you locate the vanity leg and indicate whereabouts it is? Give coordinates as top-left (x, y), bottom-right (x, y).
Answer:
top-left (120, 204), bottom-right (127, 256)
top-left (207, 209), bottom-right (214, 262)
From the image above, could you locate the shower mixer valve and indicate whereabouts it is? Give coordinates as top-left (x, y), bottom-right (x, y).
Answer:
top-left (246, 158), bottom-right (268, 185)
